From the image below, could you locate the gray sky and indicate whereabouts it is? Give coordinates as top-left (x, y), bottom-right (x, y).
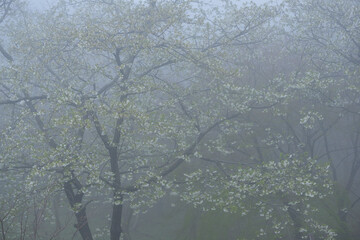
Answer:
top-left (29, 0), bottom-right (275, 11)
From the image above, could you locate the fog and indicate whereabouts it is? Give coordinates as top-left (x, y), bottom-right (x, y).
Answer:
top-left (0, 0), bottom-right (359, 240)
top-left (29, 0), bottom-right (279, 10)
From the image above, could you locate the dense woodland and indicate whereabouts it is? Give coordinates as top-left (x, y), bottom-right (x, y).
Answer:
top-left (0, 0), bottom-right (359, 239)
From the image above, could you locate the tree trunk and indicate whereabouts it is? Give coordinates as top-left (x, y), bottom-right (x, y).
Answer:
top-left (287, 205), bottom-right (303, 240)
top-left (64, 181), bottom-right (93, 240)
top-left (74, 208), bottom-right (93, 240)
top-left (110, 197), bottom-right (123, 240)
top-left (109, 146), bottom-right (124, 240)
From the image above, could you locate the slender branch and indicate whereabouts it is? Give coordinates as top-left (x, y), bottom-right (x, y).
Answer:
top-left (0, 43), bottom-right (13, 61)
top-left (123, 111), bottom-right (242, 192)
top-left (0, 95), bottom-right (47, 105)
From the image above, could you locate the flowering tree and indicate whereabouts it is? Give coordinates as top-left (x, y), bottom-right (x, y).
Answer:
top-left (1, 0), bottom-right (359, 239)
top-left (0, 0), bottom-right (280, 239)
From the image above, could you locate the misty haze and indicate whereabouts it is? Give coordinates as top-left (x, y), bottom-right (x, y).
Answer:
top-left (0, 0), bottom-right (359, 239)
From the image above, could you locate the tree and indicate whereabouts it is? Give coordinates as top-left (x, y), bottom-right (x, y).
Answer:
top-left (0, 0), bottom-right (280, 239)
top-left (282, 0), bottom-right (360, 238)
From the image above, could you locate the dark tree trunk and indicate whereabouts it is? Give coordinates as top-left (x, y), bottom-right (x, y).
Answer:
top-left (110, 197), bottom-right (123, 240)
top-left (74, 208), bottom-right (93, 240)
top-left (91, 111), bottom-right (125, 240)
top-left (64, 181), bottom-right (93, 240)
